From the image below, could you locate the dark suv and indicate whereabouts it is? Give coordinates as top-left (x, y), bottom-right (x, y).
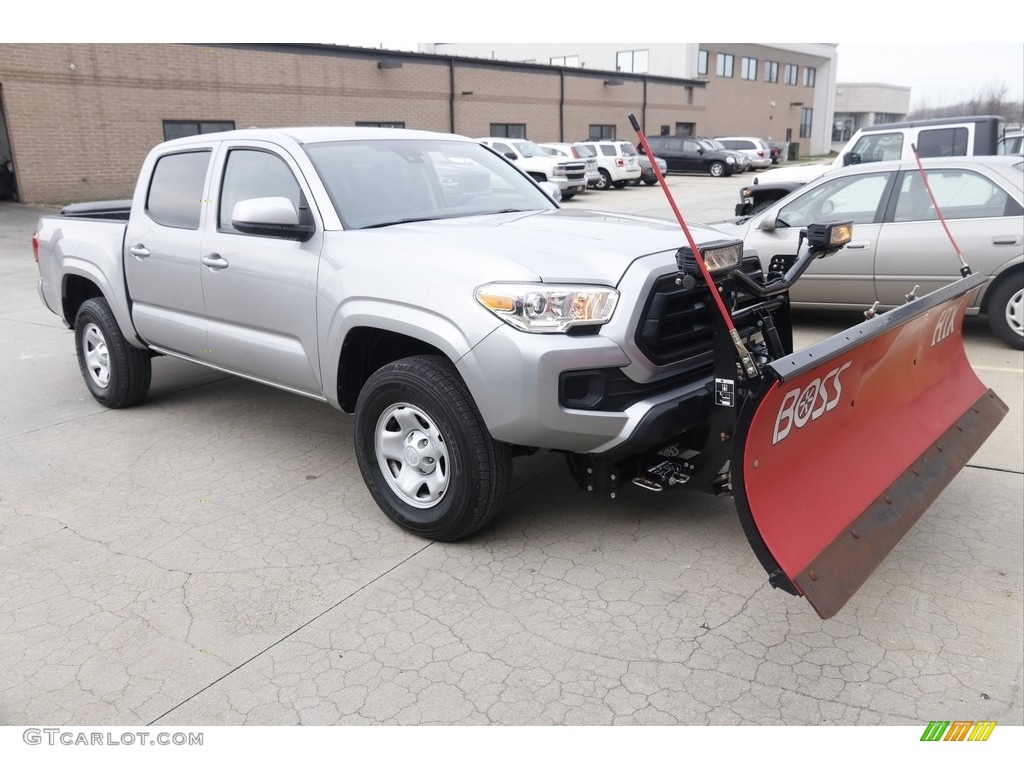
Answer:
top-left (642, 135), bottom-right (739, 177)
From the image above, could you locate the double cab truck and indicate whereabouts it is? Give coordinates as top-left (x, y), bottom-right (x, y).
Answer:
top-left (34, 126), bottom-right (1004, 618)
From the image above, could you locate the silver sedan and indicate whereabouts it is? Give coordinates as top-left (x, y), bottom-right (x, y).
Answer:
top-left (710, 155), bottom-right (1024, 348)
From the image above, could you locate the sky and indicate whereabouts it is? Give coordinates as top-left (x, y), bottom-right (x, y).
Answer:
top-left (835, 43), bottom-right (1024, 109)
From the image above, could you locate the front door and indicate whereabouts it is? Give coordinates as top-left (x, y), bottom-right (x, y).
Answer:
top-left (199, 144), bottom-right (323, 396)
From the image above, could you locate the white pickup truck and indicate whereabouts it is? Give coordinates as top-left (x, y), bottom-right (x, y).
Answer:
top-left (477, 137), bottom-right (588, 198)
top-left (33, 125), bottom-right (1003, 618)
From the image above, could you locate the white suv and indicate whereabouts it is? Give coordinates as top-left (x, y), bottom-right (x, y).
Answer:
top-left (715, 136), bottom-right (774, 169)
top-left (574, 140), bottom-right (642, 189)
top-left (477, 137), bottom-right (588, 199)
top-left (539, 142), bottom-right (600, 190)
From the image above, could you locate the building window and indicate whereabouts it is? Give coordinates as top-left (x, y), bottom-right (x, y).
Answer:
top-left (355, 121), bottom-right (406, 128)
top-left (764, 61), bottom-right (778, 83)
top-left (741, 57), bottom-right (757, 80)
top-left (490, 123), bottom-right (526, 139)
top-left (683, 86), bottom-right (694, 105)
top-left (697, 49), bottom-right (708, 76)
top-left (550, 55), bottom-right (580, 68)
top-left (874, 113), bottom-right (899, 125)
top-left (616, 49), bottom-right (649, 74)
top-left (716, 53), bottom-right (734, 78)
top-left (803, 67), bottom-right (816, 87)
top-left (800, 108), bottom-right (813, 139)
top-left (162, 120), bottom-right (235, 141)
top-left (589, 124), bottom-right (616, 140)
top-left (784, 64), bottom-right (798, 85)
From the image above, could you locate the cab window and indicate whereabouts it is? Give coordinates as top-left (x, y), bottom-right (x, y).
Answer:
top-left (218, 149), bottom-right (302, 234)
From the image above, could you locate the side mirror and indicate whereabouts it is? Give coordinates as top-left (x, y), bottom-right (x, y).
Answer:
top-left (232, 197), bottom-right (314, 240)
top-left (842, 152), bottom-right (861, 167)
top-left (757, 216), bottom-right (777, 232)
top-left (504, 152), bottom-right (517, 161)
top-left (538, 181), bottom-right (562, 203)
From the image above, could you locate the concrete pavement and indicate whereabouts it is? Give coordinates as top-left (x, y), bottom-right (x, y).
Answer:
top-left (1, 178), bottom-right (1020, 727)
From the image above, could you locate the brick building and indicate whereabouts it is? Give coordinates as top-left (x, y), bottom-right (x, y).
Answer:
top-left (0, 43), bottom-right (708, 203)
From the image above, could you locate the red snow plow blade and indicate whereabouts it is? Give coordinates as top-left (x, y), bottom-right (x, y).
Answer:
top-left (732, 272), bottom-right (1007, 618)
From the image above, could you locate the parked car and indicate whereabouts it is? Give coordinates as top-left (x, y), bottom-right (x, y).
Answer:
top-left (635, 154), bottom-right (668, 185)
top-left (699, 138), bottom-right (750, 172)
top-left (539, 142), bottom-right (600, 190)
top-left (998, 130), bottom-right (1023, 155)
top-left (715, 136), bottom-right (774, 169)
top-left (641, 135), bottom-right (739, 177)
top-left (574, 140), bottom-right (642, 189)
top-left (710, 155), bottom-right (1024, 348)
top-left (477, 137), bottom-right (588, 199)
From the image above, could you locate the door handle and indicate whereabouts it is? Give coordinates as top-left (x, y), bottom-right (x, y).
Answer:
top-left (992, 236), bottom-right (1021, 246)
top-left (201, 253), bottom-right (230, 270)
top-left (844, 240), bottom-right (870, 250)
top-left (128, 244), bottom-right (150, 258)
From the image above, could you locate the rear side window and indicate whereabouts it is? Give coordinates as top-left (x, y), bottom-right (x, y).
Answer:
top-left (893, 169), bottom-right (1020, 222)
top-left (146, 151), bottom-right (210, 229)
top-left (916, 127), bottom-right (969, 158)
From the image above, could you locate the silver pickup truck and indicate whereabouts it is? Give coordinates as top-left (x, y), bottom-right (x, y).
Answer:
top-left (34, 126), bottom-right (1004, 617)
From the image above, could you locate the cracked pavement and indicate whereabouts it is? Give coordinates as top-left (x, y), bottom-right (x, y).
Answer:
top-left (1, 183), bottom-right (1021, 727)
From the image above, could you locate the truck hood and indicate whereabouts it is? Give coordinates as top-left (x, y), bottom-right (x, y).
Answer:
top-left (353, 209), bottom-right (726, 285)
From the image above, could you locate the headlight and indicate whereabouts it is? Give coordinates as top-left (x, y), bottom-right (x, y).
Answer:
top-left (725, 156), bottom-right (736, 164)
top-left (550, 166), bottom-right (567, 177)
top-left (476, 283), bottom-right (619, 333)
top-left (675, 239), bottom-right (744, 275)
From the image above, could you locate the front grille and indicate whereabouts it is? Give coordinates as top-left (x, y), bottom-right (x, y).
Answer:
top-left (635, 257), bottom-right (767, 369)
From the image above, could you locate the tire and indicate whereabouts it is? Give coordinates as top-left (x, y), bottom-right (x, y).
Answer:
top-left (708, 162), bottom-right (725, 177)
top-left (354, 355), bottom-right (512, 541)
top-left (644, 178), bottom-right (658, 186)
top-left (987, 275), bottom-right (1024, 349)
top-left (594, 169), bottom-right (611, 190)
top-left (612, 180), bottom-right (628, 189)
top-left (561, 190), bottom-right (575, 201)
top-left (74, 297), bottom-right (151, 408)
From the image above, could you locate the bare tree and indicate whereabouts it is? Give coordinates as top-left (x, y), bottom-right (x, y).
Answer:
top-left (909, 83), bottom-right (1024, 126)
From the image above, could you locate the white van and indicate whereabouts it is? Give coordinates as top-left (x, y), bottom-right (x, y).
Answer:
top-left (736, 115), bottom-right (1006, 215)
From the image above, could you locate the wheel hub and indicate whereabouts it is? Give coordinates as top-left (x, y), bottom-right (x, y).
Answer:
top-left (82, 323), bottom-right (111, 388)
top-left (375, 404), bottom-right (450, 508)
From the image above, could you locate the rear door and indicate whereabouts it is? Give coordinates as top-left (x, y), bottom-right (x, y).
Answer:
top-left (198, 142), bottom-right (324, 396)
top-left (873, 166), bottom-right (1024, 307)
top-left (124, 147), bottom-right (214, 355)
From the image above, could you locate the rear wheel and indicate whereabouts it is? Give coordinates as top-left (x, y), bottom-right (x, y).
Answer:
top-left (354, 355), bottom-right (512, 541)
top-left (987, 276), bottom-right (1024, 349)
top-left (612, 180), bottom-right (628, 189)
top-left (594, 169), bottom-right (611, 190)
top-left (74, 298), bottom-right (151, 408)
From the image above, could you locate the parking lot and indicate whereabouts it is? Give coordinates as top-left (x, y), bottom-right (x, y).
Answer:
top-left (1, 173), bottom-right (1021, 728)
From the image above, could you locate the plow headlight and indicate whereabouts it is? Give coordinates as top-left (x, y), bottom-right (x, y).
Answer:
top-left (676, 239), bottom-right (745, 275)
top-left (805, 221), bottom-right (854, 253)
top-left (476, 283), bottom-right (619, 333)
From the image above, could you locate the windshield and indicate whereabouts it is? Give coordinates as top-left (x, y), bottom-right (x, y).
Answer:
top-left (305, 139), bottom-right (557, 229)
top-left (511, 140), bottom-right (548, 158)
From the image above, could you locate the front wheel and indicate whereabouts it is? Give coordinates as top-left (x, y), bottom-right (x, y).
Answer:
top-left (708, 162), bottom-right (725, 177)
top-left (987, 276), bottom-right (1024, 349)
top-left (354, 355), bottom-right (512, 541)
top-left (74, 297), bottom-right (151, 408)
